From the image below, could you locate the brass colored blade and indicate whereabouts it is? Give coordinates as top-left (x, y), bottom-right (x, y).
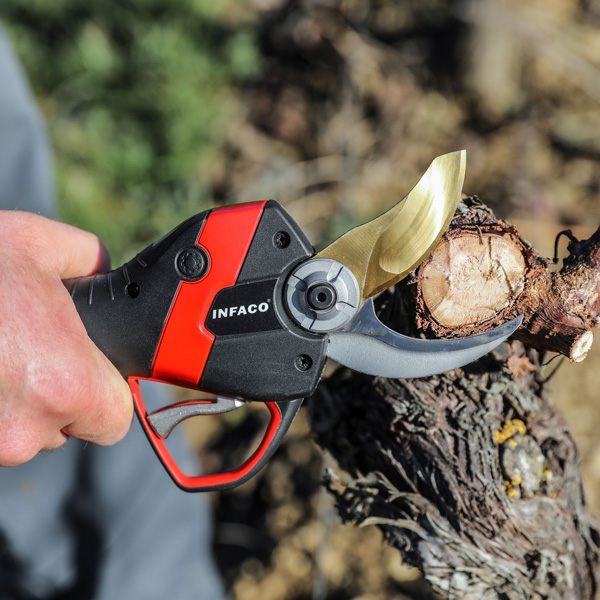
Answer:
top-left (316, 150), bottom-right (466, 300)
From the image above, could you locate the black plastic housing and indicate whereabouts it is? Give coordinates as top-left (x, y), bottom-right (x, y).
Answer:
top-left (64, 212), bottom-right (209, 378)
top-left (65, 201), bottom-right (329, 402)
top-left (201, 200), bottom-right (328, 401)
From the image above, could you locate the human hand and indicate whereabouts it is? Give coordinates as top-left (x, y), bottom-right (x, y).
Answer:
top-left (0, 211), bottom-right (133, 466)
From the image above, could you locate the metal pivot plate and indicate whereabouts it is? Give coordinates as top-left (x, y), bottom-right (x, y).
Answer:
top-left (326, 299), bottom-right (524, 379)
top-left (285, 258), bottom-right (360, 332)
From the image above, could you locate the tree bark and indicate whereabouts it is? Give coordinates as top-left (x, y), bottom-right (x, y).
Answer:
top-left (413, 197), bottom-right (600, 363)
top-left (307, 197), bottom-right (600, 599)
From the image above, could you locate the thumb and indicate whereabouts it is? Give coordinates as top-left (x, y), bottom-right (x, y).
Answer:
top-left (0, 211), bottom-right (107, 278)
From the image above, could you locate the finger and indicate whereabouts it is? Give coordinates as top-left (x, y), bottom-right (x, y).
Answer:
top-left (0, 418), bottom-right (68, 467)
top-left (60, 339), bottom-right (134, 446)
top-left (0, 211), bottom-right (107, 278)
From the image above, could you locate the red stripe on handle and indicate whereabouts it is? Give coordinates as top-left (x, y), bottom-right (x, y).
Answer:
top-left (151, 201), bottom-right (266, 387)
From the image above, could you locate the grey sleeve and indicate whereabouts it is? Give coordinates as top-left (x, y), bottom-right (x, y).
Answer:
top-left (0, 25), bottom-right (55, 217)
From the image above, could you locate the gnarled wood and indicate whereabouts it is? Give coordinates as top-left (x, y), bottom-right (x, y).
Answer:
top-left (414, 197), bottom-right (600, 363)
top-left (308, 197), bottom-right (600, 599)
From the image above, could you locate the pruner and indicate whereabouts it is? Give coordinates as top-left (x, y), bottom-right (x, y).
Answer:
top-left (64, 151), bottom-right (523, 492)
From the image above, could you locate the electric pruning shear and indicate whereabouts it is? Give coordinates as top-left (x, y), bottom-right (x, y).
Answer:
top-left (64, 151), bottom-right (523, 492)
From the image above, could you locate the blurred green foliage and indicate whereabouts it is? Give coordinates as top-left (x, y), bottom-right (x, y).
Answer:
top-left (1, 0), bottom-right (262, 261)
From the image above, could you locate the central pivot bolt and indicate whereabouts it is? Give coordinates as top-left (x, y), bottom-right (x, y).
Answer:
top-left (306, 283), bottom-right (337, 311)
top-left (285, 258), bottom-right (360, 332)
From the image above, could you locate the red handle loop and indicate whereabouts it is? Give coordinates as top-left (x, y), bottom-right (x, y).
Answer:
top-left (129, 377), bottom-right (300, 492)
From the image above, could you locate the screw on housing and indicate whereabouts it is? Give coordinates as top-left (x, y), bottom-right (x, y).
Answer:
top-left (126, 282), bottom-right (140, 298)
top-left (175, 247), bottom-right (209, 280)
top-left (273, 231), bottom-right (291, 249)
top-left (295, 354), bottom-right (312, 371)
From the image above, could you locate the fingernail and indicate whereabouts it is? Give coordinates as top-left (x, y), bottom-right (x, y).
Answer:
top-left (93, 242), bottom-right (111, 274)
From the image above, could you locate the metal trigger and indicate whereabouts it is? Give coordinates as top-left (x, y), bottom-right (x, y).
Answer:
top-left (147, 397), bottom-right (245, 439)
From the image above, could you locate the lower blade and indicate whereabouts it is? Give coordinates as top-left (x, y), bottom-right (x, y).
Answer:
top-left (326, 300), bottom-right (523, 379)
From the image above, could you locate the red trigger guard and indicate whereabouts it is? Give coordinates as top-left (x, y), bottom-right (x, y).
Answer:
top-left (128, 377), bottom-right (303, 493)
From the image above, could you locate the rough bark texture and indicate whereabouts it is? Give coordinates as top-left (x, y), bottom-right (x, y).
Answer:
top-left (307, 198), bottom-right (600, 599)
top-left (414, 197), bottom-right (600, 363)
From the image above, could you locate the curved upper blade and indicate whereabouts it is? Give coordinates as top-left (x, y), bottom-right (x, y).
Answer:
top-left (326, 299), bottom-right (523, 379)
top-left (317, 150), bottom-right (467, 301)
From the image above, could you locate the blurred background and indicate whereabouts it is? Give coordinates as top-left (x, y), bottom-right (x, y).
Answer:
top-left (3, 0), bottom-right (600, 598)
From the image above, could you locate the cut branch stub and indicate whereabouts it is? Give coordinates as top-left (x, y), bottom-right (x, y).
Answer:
top-left (419, 230), bottom-right (527, 326)
top-left (414, 197), bottom-right (600, 362)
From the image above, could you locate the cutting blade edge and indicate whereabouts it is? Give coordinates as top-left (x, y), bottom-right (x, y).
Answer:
top-left (316, 150), bottom-right (467, 301)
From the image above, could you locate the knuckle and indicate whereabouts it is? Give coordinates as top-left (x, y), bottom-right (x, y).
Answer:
top-left (0, 428), bottom-right (67, 466)
top-left (57, 352), bottom-right (133, 445)
top-left (0, 435), bottom-right (40, 466)
top-left (28, 367), bottom-right (79, 419)
top-left (1, 212), bottom-right (46, 257)
top-left (89, 387), bottom-right (134, 446)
